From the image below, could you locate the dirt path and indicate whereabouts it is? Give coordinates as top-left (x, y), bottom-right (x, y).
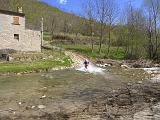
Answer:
top-left (65, 51), bottom-right (87, 68)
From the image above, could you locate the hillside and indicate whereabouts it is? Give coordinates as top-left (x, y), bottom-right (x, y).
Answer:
top-left (0, 0), bottom-right (85, 33)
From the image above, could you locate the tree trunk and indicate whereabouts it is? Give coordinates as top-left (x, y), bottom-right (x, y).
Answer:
top-left (107, 25), bottom-right (111, 55)
top-left (99, 23), bottom-right (103, 54)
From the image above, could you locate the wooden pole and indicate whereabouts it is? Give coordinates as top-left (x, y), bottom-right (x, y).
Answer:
top-left (41, 17), bottom-right (44, 52)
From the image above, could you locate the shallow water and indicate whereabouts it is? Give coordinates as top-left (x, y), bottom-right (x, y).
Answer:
top-left (144, 67), bottom-right (160, 74)
top-left (144, 67), bottom-right (160, 83)
top-left (76, 63), bottom-right (105, 75)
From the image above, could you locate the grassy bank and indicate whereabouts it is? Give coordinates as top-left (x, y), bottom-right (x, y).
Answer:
top-left (0, 48), bottom-right (72, 73)
top-left (62, 45), bottom-right (125, 59)
top-left (0, 56), bottom-right (72, 73)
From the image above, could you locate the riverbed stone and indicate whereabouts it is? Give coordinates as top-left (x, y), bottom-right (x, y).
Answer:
top-left (38, 105), bottom-right (46, 109)
top-left (138, 81), bottom-right (143, 84)
top-left (121, 64), bottom-right (129, 69)
top-left (17, 73), bottom-right (22, 76)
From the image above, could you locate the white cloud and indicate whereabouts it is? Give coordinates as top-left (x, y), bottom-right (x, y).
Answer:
top-left (59, 0), bottom-right (67, 4)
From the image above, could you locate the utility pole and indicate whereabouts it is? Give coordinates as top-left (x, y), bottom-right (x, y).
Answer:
top-left (41, 17), bottom-right (44, 52)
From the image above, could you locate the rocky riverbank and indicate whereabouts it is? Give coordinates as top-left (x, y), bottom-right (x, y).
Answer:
top-left (95, 59), bottom-right (160, 68)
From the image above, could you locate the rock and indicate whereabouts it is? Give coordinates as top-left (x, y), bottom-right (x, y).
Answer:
top-left (41, 74), bottom-right (45, 77)
top-left (138, 81), bottom-right (143, 84)
top-left (96, 60), bottom-right (104, 64)
top-left (27, 58), bottom-right (32, 62)
top-left (151, 74), bottom-right (155, 77)
top-left (9, 56), bottom-right (14, 61)
top-left (150, 98), bottom-right (156, 102)
top-left (104, 63), bottom-right (112, 67)
top-left (17, 73), bottom-right (21, 76)
top-left (18, 102), bottom-right (22, 105)
top-left (121, 64), bottom-right (129, 69)
top-left (133, 63), bottom-right (142, 68)
top-left (132, 89), bottom-right (138, 94)
top-left (127, 83), bottom-right (132, 86)
top-left (8, 108), bottom-right (16, 113)
top-left (96, 64), bottom-right (101, 67)
top-left (48, 55), bottom-right (53, 59)
top-left (38, 105), bottom-right (46, 109)
top-left (51, 68), bottom-right (59, 71)
top-left (43, 87), bottom-right (47, 89)
top-left (31, 106), bottom-right (35, 109)
top-left (9, 108), bottom-right (14, 111)
top-left (40, 95), bottom-right (46, 99)
top-left (97, 64), bottom-right (106, 68)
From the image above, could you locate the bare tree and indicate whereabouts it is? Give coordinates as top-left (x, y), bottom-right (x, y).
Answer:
top-left (95, 0), bottom-right (108, 54)
top-left (0, 0), bottom-right (10, 10)
top-left (106, 0), bottom-right (118, 55)
top-left (144, 0), bottom-right (160, 60)
top-left (144, 7), bottom-right (154, 59)
top-left (85, 0), bottom-right (95, 53)
top-left (124, 3), bottom-right (147, 59)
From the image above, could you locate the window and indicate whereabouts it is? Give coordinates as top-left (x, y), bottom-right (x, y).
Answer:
top-left (13, 16), bottom-right (20, 25)
top-left (14, 34), bottom-right (19, 41)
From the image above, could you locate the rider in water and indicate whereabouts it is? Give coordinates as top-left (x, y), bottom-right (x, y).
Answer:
top-left (84, 59), bottom-right (89, 69)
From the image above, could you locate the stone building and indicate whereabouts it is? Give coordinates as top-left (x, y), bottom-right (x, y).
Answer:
top-left (0, 8), bottom-right (41, 52)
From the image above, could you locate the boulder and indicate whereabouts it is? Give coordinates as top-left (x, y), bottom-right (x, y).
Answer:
top-left (96, 60), bottom-right (104, 65)
top-left (9, 56), bottom-right (14, 61)
top-left (17, 73), bottom-right (22, 76)
top-left (154, 64), bottom-right (160, 67)
top-left (132, 63), bottom-right (142, 68)
top-left (137, 81), bottom-right (143, 84)
top-left (121, 64), bottom-right (130, 69)
top-left (48, 55), bottom-right (53, 59)
top-left (104, 63), bottom-right (112, 67)
top-left (38, 105), bottom-right (46, 109)
top-left (40, 95), bottom-right (46, 99)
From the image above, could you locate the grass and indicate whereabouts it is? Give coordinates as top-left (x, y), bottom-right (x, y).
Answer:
top-left (43, 32), bottom-right (98, 42)
top-left (62, 45), bottom-right (125, 59)
top-left (0, 56), bottom-right (72, 73)
top-left (43, 32), bottom-right (51, 41)
top-left (0, 48), bottom-right (73, 73)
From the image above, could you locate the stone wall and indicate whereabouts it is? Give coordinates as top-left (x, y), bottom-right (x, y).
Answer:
top-left (0, 13), bottom-right (41, 52)
top-left (22, 29), bottom-right (41, 52)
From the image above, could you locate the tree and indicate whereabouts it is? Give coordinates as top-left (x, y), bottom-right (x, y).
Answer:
top-left (144, 0), bottom-right (160, 60)
top-left (85, 0), bottom-right (95, 53)
top-left (106, 0), bottom-right (118, 55)
top-left (123, 2), bottom-right (146, 59)
top-left (125, 3), bottom-right (135, 58)
top-left (95, 0), bottom-right (108, 54)
top-left (0, 0), bottom-right (10, 10)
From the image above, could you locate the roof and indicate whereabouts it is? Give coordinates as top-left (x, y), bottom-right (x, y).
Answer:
top-left (0, 9), bottom-right (25, 17)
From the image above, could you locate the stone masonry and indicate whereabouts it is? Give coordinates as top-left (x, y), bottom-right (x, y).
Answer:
top-left (0, 9), bottom-right (41, 52)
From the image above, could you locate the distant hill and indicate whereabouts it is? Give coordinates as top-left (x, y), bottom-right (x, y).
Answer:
top-left (0, 0), bottom-right (85, 33)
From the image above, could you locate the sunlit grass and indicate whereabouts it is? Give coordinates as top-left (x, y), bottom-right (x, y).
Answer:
top-left (0, 57), bottom-right (72, 73)
top-left (62, 45), bottom-right (125, 59)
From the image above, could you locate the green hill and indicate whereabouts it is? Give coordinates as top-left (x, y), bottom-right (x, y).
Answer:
top-left (0, 0), bottom-right (85, 33)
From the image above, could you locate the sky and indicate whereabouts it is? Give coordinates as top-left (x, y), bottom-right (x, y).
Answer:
top-left (41, 0), bottom-right (143, 16)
